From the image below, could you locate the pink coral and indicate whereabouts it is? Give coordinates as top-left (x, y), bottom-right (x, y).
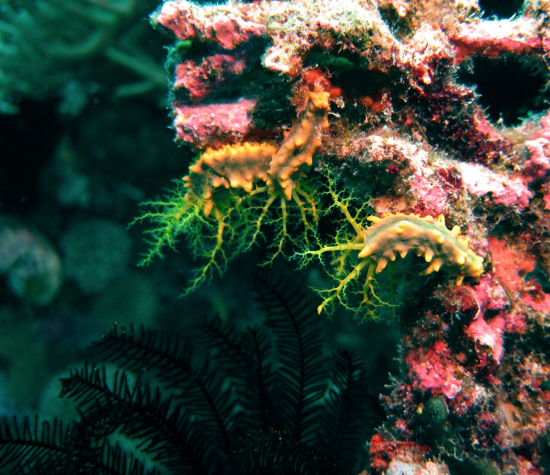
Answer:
top-left (465, 313), bottom-right (504, 363)
top-left (531, 110), bottom-right (550, 142)
top-left (472, 275), bottom-right (508, 312)
top-left (461, 277), bottom-right (525, 362)
top-left (457, 162), bottom-right (532, 211)
top-left (409, 174), bottom-right (448, 216)
top-left (369, 434), bottom-right (430, 473)
top-left (450, 18), bottom-right (543, 63)
top-left (487, 236), bottom-right (536, 293)
top-left (523, 289), bottom-right (550, 313)
top-left (153, 1), bottom-right (265, 48)
top-left (406, 340), bottom-right (462, 399)
top-left (174, 54), bottom-right (248, 102)
top-left (173, 98), bottom-right (256, 147)
top-left (524, 138), bottom-right (550, 181)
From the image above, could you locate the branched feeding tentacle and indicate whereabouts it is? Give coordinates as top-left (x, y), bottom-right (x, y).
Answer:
top-left (135, 88), bottom-right (330, 293)
top-left (296, 170), bottom-right (484, 321)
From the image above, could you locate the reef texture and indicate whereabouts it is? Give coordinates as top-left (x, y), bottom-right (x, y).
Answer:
top-left (147, 0), bottom-right (550, 473)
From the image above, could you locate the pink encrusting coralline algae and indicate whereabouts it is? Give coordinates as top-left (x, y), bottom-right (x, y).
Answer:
top-left (149, 0), bottom-right (550, 472)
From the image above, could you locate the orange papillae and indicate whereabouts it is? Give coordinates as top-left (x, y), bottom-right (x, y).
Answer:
top-left (183, 142), bottom-right (278, 216)
top-left (267, 88), bottom-right (330, 200)
top-left (359, 213), bottom-right (484, 286)
top-left (300, 177), bottom-right (484, 319)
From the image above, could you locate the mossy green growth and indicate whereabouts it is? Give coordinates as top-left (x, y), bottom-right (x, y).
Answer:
top-left (133, 174), bottom-right (319, 295)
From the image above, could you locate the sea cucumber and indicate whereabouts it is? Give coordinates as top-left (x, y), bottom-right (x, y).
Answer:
top-left (184, 142), bottom-right (277, 216)
top-left (267, 87), bottom-right (330, 200)
top-left (359, 213), bottom-right (484, 285)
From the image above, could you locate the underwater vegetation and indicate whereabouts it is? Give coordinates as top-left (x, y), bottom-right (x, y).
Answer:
top-left (0, 275), bottom-right (381, 474)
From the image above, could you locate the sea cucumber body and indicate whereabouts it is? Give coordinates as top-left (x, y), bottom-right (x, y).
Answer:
top-left (358, 214), bottom-right (483, 283)
top-left (183, 142), bottom-right (277, 216)
top-left (268, 88), bottom-right (330, 200)
top-left (183, 88), bottom-right (330, 214)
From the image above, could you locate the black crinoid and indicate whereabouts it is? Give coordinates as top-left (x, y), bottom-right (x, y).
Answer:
top-left (0, 274), bottom-right (383, 475)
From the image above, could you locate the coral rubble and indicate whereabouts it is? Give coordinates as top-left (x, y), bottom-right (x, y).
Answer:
top-left (143, 0), bottom-right (550, 472)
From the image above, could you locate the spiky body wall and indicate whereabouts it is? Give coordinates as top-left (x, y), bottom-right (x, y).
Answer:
top-left (359, 214), bottom-right (483, 284)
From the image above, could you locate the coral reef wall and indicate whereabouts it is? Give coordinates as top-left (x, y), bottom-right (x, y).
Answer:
top-left (144, 0), bottom-right (550, 473)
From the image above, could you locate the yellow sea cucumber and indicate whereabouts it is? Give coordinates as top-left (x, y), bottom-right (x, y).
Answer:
top-left (267, 87), bottom-right (330, 200)
top-left (359, 213), bottom-right (484, 286)
top-left (183, 142), bottom-right (278, 217)
top-left (301, 178), bottom-right (484, 318)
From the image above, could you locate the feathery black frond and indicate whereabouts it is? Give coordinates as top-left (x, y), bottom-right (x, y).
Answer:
top-left (57, 362), bottom-right (217, 474)
top-left (73, 439), bottom-right (155, 475)
top-left (59, 362), bottom-right (135, 411)
top-left (172, 353), bottom-right (236, 451)
top-left (0, 416), bottom-right (72, 474)
top-left (254, 273), bottom-right (328, 443)
top-left (0, 274), bottom-right (382, 474)
top-left (91, 325), bottom-right (237, 452)
top-left (317, 350), bottom-right (370, 467)
top-left (197, 317), bottom-right (278, 432)
top-left (236, 429), bottom-right (347, 475)
top-left (89, 325), bottom-right (193, 388)
top-left (76, 396), bottom-right (213, 474)
top-left (197, 317), bottom-right (252, 374)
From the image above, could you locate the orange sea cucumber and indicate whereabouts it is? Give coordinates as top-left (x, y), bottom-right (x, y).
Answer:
top-left (267, 87), bottom-right (330, 200)
top-left (183, 142), bottom-right (278, 216)
top-left (359, 213), bottom-right (484, 285)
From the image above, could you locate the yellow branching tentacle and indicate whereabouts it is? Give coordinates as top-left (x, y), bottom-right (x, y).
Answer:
top-left (303, 242), bottom-right (364, 260)
top-left (248, 185), bottom-right (269, 197)
top-left (291, 189), bottom-right (313, 242)
top-left (317, 258), bottom-right (370, 315)
top-left (132, 182), bottom-right (192, 265)
top-left (273, 196), bottom-right (288, 259)
top-left (251, 193), bottom-right (277, 244)
top-left (323, 177), bottom-right (365, 241)
top-left (295, 183), bottom-right (319, 223)
top-left (183, 206), bottom-right (228, 295)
